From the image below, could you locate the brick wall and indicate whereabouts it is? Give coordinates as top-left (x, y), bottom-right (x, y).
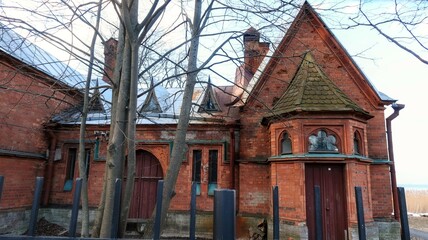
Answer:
top-left (238, 163), bottom-right (270, 215)
top-left (47, 125), bottom-right (233, 213)
top-left (346, 162), bottom-right (374, 223)
top-left (370, 164), bottom-right (393, 218)
top-left (271, 162), bottom-right (305, 222)
top-left (0, 156), bottom-right (45, 209)
top-left (0, 59), bottom-right (81, 154)
top-left (0, 56), bottom-right (81, 210)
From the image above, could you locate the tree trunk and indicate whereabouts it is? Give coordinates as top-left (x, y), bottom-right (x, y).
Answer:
top-left (119, 0), bottom-right (139, 236)
top-left (99, 29), bottom-right (131, 239)
top-left (77, 0), bottom-right (102, 237)
top-left (159, 0), bottom-right (202, 234)
top-left (91, 22), bottom-right (126, 238)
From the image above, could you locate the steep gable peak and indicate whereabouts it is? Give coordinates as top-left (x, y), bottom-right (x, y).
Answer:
top-left (140, 79), bottom-right (162, 113)
top-left (198, 76), bottom-right (221, 113)
top-left (88, 79), bottom-right (105, 113)
top-left (241, 1), bottom-right (394, 107)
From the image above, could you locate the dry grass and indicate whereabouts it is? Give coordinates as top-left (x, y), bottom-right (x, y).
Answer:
top-left (408, 216), bottom-right (428, 232)
top-left (406, 189), bottom-right (428, 213)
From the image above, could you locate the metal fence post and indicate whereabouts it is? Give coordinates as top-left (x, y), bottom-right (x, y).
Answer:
top-left (0, 175), bottom-right (4, 202)
top-left (272, 185), bottom-right (280, 240)
top-left (213, 189), bottom-right (236, 240)
top-left (110, 178), bottom-right (122, 238)
top-left (153, 180), bottom-right (164, 240)
top-left (190, 181), bottom-right (197, 240)
top-left (397, 187), bottom-right (410, 240)
top-left (314, 185), bottom-right (322, 240)
top-left (69, 178), bottom-right (82, 237)
top-left (28, 177), bottom-right (44, 236)
top-left (355, 186), bottom-right (366, 240)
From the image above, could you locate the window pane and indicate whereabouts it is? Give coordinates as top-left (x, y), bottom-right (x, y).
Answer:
top-left (66, 148), bottom-right (77, 180)
top-left (85, 149), bottom-right (91, 177)
top-left (308, 130), bottom-right (338, 152)
top-left (209, 150), bottom-right (218, 183)
top-left (192, 150), bottom-right (202, 182)
top-left (354, 133), bottom-right (360, 155)
top-left (281, 132), bottom-right (292, 154)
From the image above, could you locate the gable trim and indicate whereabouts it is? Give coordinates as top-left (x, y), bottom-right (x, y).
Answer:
top-left (242, 1), bottom-right (394, 109)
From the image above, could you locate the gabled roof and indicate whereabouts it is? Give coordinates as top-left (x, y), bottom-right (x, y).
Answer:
top-left (240, 1), bottom-right (395, 107)
top-left (55, 79), bottom-right (238, 125)
top-left (88, 81), bottom-right (105, 113)
top-left (265, 52), bottom-right (371, 119)
top-left (0, 22), bottom-right (85, 89)
top-left (198, 77), bottom-right (221, 113)
top-left (140, 79), bottom-right (163, 113)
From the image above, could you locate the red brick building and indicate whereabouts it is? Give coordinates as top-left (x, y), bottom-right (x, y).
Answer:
top-left (0, 2), bottom-right (401, 239)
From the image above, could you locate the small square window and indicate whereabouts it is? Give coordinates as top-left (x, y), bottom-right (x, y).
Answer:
top-left (208, 183), bottom-right (217, 196)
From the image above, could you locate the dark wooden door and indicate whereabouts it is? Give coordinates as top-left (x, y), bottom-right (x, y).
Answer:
top-left (305, 164), bottom-right (347, 240)
top-left (128, 150), bottom-right (163, 219)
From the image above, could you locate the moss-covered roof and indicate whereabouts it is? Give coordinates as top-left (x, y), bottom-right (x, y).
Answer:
top-left (266, 52), bottom-right (370, 118)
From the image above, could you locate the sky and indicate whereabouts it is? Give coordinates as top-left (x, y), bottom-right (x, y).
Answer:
top-left (339, 30), bottom-right (428, 186)
top-left (2, 0), bottom-right (427, 186)
top-left (313, 1), bottom-right (428, 186)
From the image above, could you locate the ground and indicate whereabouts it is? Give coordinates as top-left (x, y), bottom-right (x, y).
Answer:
top-left (32, 218), bottom-right (68, 236)
top-left (409, 216), bottom-right (428, 232)
top-left (33, 216), bottom-right (428, 238)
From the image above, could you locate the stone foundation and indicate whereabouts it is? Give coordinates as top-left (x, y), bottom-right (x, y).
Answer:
top-left (265, 219), bottom-right (401, 240)
top-left (0, 208), bottom-right (267, 239)
top-left (0, 208), bottom-right (97, 235)
top-left (0, 208), bottom-right (400, 239)
top-left (267, 219), bottom-right (308, 240)
top-left (0, 209), bottom-right (30, 235)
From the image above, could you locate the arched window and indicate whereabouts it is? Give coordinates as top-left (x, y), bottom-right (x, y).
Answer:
top-left (353, 131), bottom-right (362, 155)
top-left (308, 130), bottom-right (339, 153)
top-left (280, 131), bottom-right (292, 154)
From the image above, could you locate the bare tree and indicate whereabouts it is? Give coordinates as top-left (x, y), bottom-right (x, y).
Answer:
top-left (77, 0), bottom-right (103, 237)
top-left (320, 0), bottom-right (428, 65)
top-left (4, 0), bottom-right (426, 238)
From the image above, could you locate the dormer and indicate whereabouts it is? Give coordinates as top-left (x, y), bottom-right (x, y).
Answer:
top-left (198, 77), bottom-right (221, 113)
top-left (140, 79), bottom-right (162, 113)
top-left (88, 80), bottom-right (105, 113)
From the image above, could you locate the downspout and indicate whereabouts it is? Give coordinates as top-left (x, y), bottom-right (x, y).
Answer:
top-left (229, 129), bottom-right (235, 189)
top-left (386, 103), bottom-right (405, 221)
top-left (43, 130), bottom-right (57, 206)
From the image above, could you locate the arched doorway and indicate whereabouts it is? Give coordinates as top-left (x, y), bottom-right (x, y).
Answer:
top-left (128, 150), bottom-right (163, 219)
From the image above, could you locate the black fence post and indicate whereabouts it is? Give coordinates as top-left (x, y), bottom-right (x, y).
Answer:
top-left (272, 185), bottom-right (280, 240)
top-left (0, 175), bottom-right (4, 202)
top-left (153, 180), bottom-right (164, 240)
top-left (213, 189), bottom-right (236, 240)
top-left (397, 187), bottom-right (410, 240)
top-left (190, 181), bottom-right (196, 240)
top-left (355, 186), bottom-right (366, 240)
top-left (110, 178), bottom-right (122, 239)
top-left (314, 185), bottom-right (322, 240)
top-left (69, 178), bottom-right (82, 237)
top-left (28, 177), bottom-right (44, 236)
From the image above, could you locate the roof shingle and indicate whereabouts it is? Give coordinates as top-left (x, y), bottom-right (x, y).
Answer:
top-left (267, 52), bottom-right (371, 118)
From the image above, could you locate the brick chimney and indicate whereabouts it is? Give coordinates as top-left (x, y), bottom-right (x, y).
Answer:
top-left (229, 28), bottom-right (269, 105)
top-left (102, 38), bottom-right (118, 85)
top-left (243, 27), bottom-right (269, 77)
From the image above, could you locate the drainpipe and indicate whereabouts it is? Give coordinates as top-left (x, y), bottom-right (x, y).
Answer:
top-left (229, 129), bottom-right (235, 189)
top-left (43, 130), bottom-right (57, 206)
top-left (386, 103), bottom-right (405, 221)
